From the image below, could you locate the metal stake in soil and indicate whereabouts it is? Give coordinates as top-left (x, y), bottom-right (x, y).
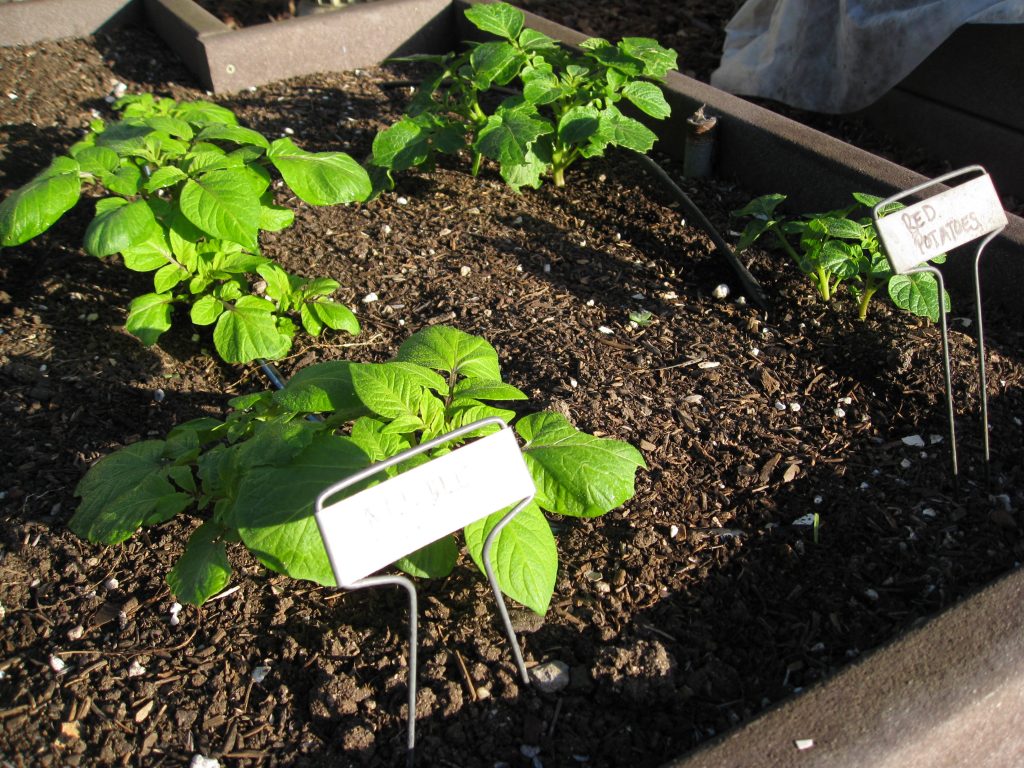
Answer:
top-left (313, 417), bottom-right (537, 763)
top-left (874, 165), bottom-right (1008, 488)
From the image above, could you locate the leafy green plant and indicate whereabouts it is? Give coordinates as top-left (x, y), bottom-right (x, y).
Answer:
top-left (0, 94), bottom-right (372, 362)
top-left (69, 326), bottom-right (645, 614)
top-left (733, 192), bottom-right (950, 321)
top-left (371, 1), bottom-right (677, 190)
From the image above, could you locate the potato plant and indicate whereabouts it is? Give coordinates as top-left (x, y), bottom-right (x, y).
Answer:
top-left (372, 2), bottom-right (677, 190)
top-left (0, 94), bottom-right (372, 362)
top-left (733, 192), bottom-right (951, 321)
top-left (70, 326), bottom-right (646, 614)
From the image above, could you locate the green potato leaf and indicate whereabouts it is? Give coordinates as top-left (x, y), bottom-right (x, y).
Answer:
top-left (471, 41), bottom-right (525, 89)
top-left (267, 137), bottom-right (372, 205)
top-left (394, 536), bottom-right (459, 579)
top-left (71, 440), bottom-right (191, 544)
top-left (464, 500), bottom-right (558, 615)
top-left (167, 522), bottom-right (232, 605)
top-left (179, 169), bottom-right (263, 249)
top-left (213, 295), bottom-right (293, 363)
top-left (126, 292), bottom-right (174, 346)
top-left (888, 271), bottom-right (950, 322)
top-left (0, 156), bottom-right (82, 247)
top-left (517, 411), bottom-right (646, 517)
top-left (474, 99), bottom-right (552, 168)
top-left (621, 80), bottom-right (671, 119)
top-left (235, 435), bottom-right (370, 586)
top-left (464, 1), bottom-right (524, 40)
top-left (84, 198), bottom-right (159, 257)
top-left (396, 325), bottom-right (502, 382)
top-left (274, 360), bottom-right (366, 418)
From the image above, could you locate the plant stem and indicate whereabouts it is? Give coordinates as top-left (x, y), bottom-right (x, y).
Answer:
top-left (857, 282), bottom-right (879, 320)
top-left (471, 151), bottom-right (483, 177)
top-left (552, 165), bottom-right (566, 187)
top-left (816, 267), bottom-right (831, 301)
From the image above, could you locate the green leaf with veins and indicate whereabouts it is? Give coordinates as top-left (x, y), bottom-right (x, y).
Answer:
top-left (235, 434), bottom-right (370, 585)
top-left (395, 325), bottom-right (502, 382)
top-left (71, 440), bottom-right (190, 544)
top-left (517, 411), bottom-right (646, 517)
top-left (179, 170), bottom-right (262, 249)
top-left (464, 1), bottom-right (524, 39)
top-left (213, 295), bottom-right (293, 363)
top-left (167, 522), bottom-right (232, 605)
top-left (464, 500), bottom-right (557, 615)
top-left (267, 137), bottom-right (372, 205)
top-left (126, 292), bottom-right (174, 346)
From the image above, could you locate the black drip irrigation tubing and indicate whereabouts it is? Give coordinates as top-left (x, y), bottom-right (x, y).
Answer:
top-left (638, 154), bottom-right (769, 312)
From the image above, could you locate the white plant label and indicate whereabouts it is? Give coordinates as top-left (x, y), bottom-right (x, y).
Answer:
top-left (316, 428), bottom-right (535, 586)
top-left (876, 173), bottom-right (1007, 274)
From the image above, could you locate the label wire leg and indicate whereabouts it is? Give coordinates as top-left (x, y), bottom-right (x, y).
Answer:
top-left (918, 266), bottom-right (958, 492)
top-left (482, 499), bottom-right (532, 686)
top-left (973, 232), bottom-right (999, 487)
top-left (348, 575), bottom-right (419, 766)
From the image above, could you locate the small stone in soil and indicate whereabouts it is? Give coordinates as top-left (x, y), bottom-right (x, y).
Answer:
top-left (795, 739), bottom-right (815, 750)
top-left (712, 283), bottom-right (730, 299)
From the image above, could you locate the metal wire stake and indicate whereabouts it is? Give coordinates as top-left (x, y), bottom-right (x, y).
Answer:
top-left (973, 229), bottom-right (1000, 487)
top-left (911, 265), bottom-right (958, 491)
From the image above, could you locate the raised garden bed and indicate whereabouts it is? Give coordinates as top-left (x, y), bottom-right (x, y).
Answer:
top-left (1, 3), bottom-right (1023, 767)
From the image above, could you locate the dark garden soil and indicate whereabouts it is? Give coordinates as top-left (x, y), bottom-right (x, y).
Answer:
top-left (2, 20), bottom-right (1024, 768)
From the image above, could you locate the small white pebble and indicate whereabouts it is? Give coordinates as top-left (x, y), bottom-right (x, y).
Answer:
top-left (840, 397), bottom-right (852, 405)
top-left (736, 296), bottom-right (747, 305)
top-left (813, 495), bottom-right (823, 505)
top-left (7, 92), bottom-right (17, 100)
top-left (104, 578), bottom-right (119, 591)
top-left (543, 263), bottom-right (551, 273)
top-left (631, 293), bottom-right (646, 300)
top-left (597, 326), bottom-right (613, 335)
top-left (774, 401), bottom-right (786, 411)
top-left (795, 739), bottom-right (815, 751)
top-left (929, 434), bottom-right (943, 444)
top-left (128, 659), bottom-right (147, 677)
top-left (791, 513), bottom-right (816, 527)
top-left (901, 435), bottom-right (925, 448)
top-left (459, 266), bottom-right (471, 277)
top-left (834, 407), bottom-right (846, 418)
top-left (921, 508), bottom-right (937, 519)
top-left (661, 291), bottom-right (678, 300)
top-left (864, 588), bottom-right (879, 601)
top-left (283, 127), bottom-right (295, 135)
top-left (49, 655), bottom-right (67, 674)
top-left (789, 402), bottom-right (801, 412)
top-left (750, 347), bottom-right (760, 356)
top-left (900, 458), bottom-right (912, 469)
top-left (381, 224), bottom-right (392, 235)
top-left (396, 196), bottom-right (408, 205)
top-left (859, 481), bottom-right (870, 490)
top-left (190, 756), bottom-right (221, 768)
top-left (711, 283), bottom-right (730, 300)
top-left (512, 215), bottom-right (523, 225)
top-left (252, 666), bottom-right (271, 683)
top-left (585, 299), bottom-right (595, 307)
top-left (669, 524), bottom-right (680, 539)
top-left (153, 389), bottom-right (165, 403)
top-left (362, 292), bottom-right (379, 304)
top-left (66, 625), bottom-right (84, 641)
top-left (569, 378), bottom-right (578, 389)
top-left (697, 361), bottom-right (720, 369)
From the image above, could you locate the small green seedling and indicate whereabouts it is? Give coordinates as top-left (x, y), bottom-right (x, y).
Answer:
top-left (733, 192), bottom-right (950, 321)
top-left (70, 326), bottom-right (646, 614)
top-left (0, 94), bottom-right (372, 363)
top-left (371, 1), bottom-right (677, 190)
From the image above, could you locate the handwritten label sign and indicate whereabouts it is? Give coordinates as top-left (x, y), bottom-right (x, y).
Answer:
top-left (316, 427), bottom-right (535, 586)
top-left (876, 173), bottom-right (1007, 274)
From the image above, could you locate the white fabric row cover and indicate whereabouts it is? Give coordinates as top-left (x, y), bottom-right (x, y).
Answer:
top-left (710, 0), bottom-right (1024, 114)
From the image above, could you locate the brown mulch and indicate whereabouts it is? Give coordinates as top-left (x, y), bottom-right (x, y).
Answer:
top-left (1, 17), bottom-right (1023, 768)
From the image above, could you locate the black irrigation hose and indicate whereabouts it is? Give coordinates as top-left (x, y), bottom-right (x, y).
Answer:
top-left (257, 358), bottom-right (288, 390)
top-left (637, 153), bottom-right (769, 312)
